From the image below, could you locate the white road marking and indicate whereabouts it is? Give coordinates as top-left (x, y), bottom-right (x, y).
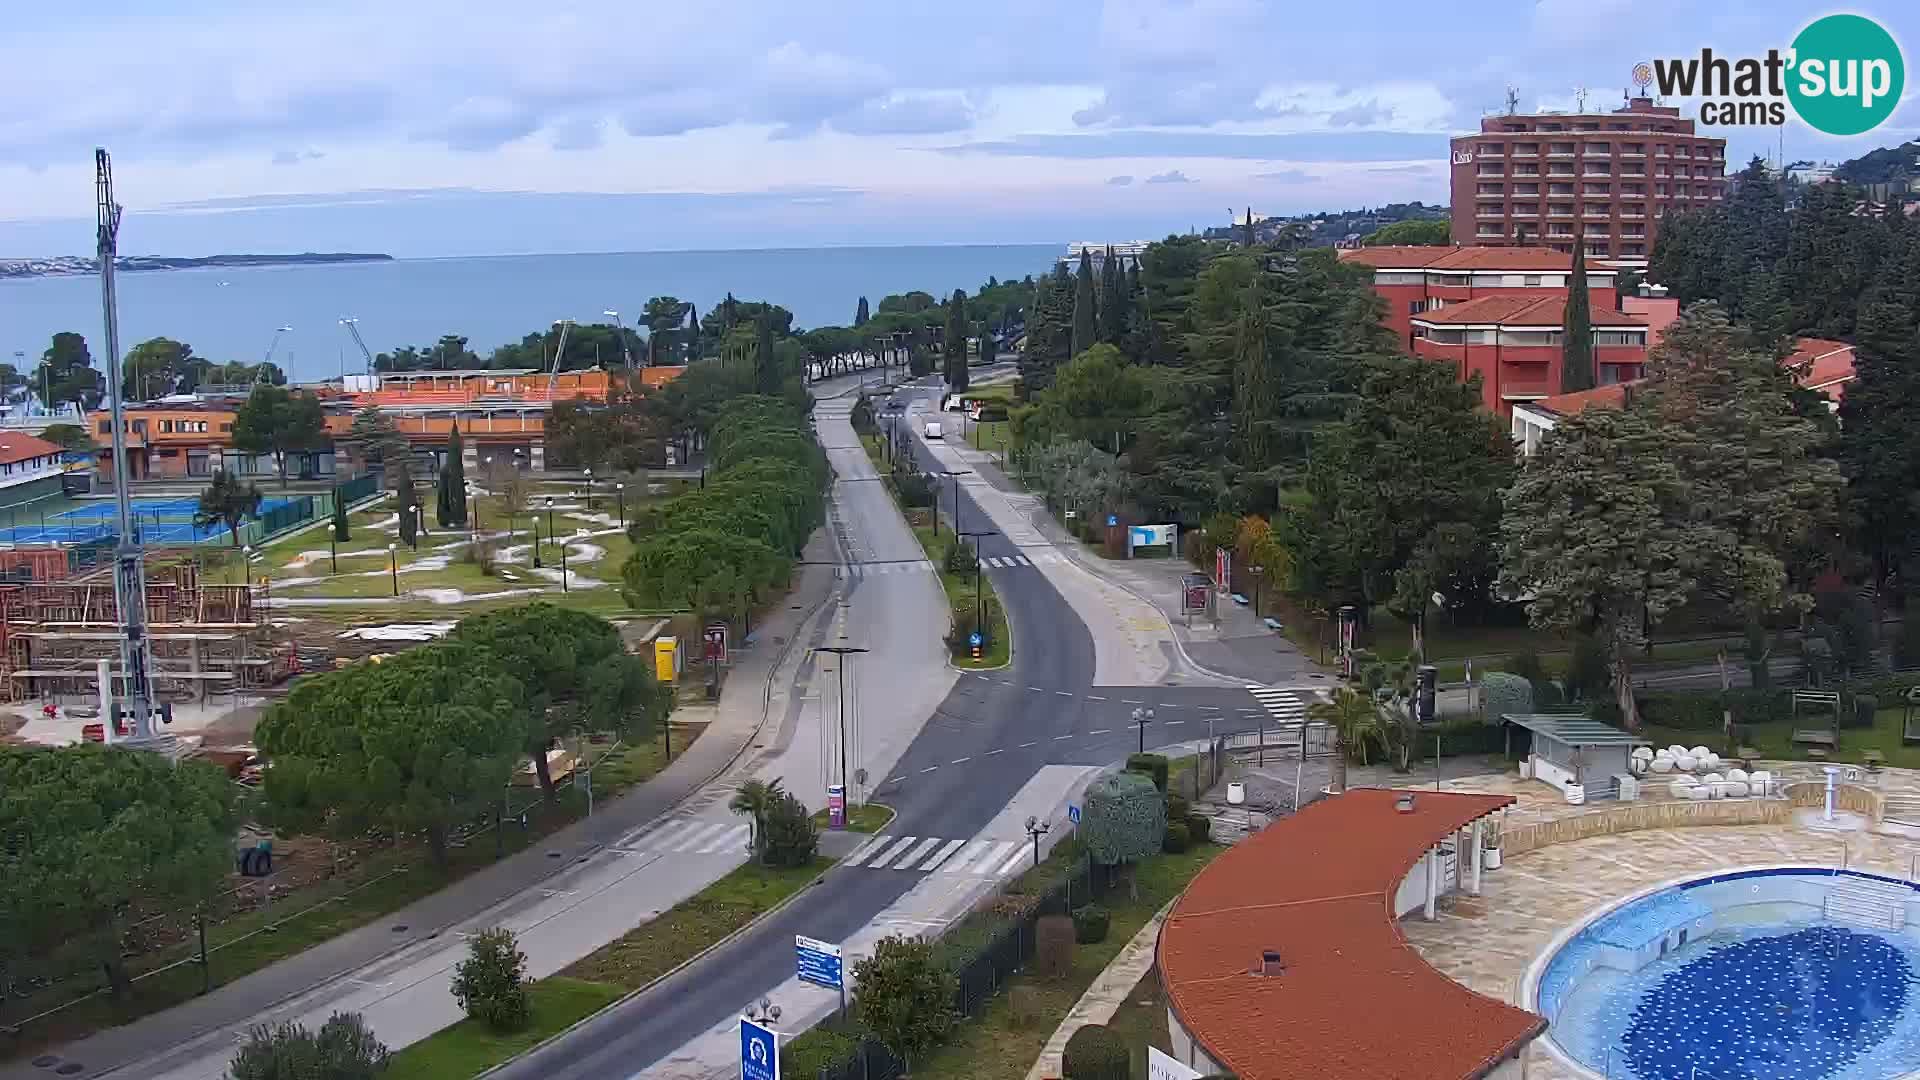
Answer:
top-left (891, 837), bottom-right (943, 869)
top-left (917, 839), bottom-right (967, 871)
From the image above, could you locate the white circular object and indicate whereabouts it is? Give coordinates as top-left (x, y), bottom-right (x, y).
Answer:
top-left (1702, 753), bottom-right (1722, 769)
top-left (1687, 785), bottom-right (1711, 801)
top-left (1678, 755), bottom-right (1699, 772)
top-left (1690, 746), bottom-right (1711, 760)
top-left (1633, 746), bottom-right (1655, 762)
top-left (1727, 768), bottom-right (1749, 783)
top-left (1668, 779), bottom-right (1696, 798)
top-left (1651, 758), bottom-right (1675, 774)
top-left (1565, 784), bottom-right (1586, 805)
top-left (1750, 770), bottom-right (1771, 786)
top-left (1702, 773), bottom-right (1725, 785)
top-left (1724, 781), bottom-right (1750, 798)
top-left (1668, 744), bottom-right (1688, 757)
top-left (1226, 782), bottom-right (1246, 806)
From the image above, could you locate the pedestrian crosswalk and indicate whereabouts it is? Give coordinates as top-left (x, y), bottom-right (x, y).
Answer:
top-left (618, 819), bottom-right (752, 857)
top-left (1248, 685), bottom-right (1308, 723)
top-left (844, 552), bottom-right (1062, 577)
top-left (841, 833), bottom-right (1033, 877)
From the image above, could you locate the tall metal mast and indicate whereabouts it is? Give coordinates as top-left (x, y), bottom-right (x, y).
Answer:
top-left (96, 148), bottom-right (160, 748)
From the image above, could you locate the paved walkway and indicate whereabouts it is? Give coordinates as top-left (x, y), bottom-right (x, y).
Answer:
top-left (1023, 900), bottom-right (1175, 1080)
top-left (8, 534), bottom-right (847, 1080)
top-left (936, 436), bottom-right (1323, 689)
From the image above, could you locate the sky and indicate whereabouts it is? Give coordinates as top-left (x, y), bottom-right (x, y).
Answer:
top-left (0, 0), bottom-right (1915, 257)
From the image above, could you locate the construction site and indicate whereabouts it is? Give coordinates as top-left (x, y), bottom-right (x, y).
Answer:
top-left (0, 547), bottom-right (298, 746)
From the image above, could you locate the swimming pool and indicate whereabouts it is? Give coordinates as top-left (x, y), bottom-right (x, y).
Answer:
top-left (1529, 866), bottom-right (1920, 1080)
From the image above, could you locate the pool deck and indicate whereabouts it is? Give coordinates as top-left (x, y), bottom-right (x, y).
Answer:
top-left (1398, 765), bottom-right (1920, 1079)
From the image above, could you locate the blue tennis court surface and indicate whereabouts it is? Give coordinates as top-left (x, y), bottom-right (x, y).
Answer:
top-left (54, 497), bottom-right (302, 520)
top-left (0, 497), bottom-right (304, 546)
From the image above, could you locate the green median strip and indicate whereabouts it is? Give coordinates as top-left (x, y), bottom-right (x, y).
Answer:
top-left (386, 978), bottom-right (624, 1080)
top-left (912, 523), bottom-right (1012, 669)
top-left (812, 802), bottom-right (896, 834)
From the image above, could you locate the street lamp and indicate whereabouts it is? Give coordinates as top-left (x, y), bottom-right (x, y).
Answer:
top-left (601, 309), bottom-right (634, 368)
top-left (1132, 706), bottom-right (1157, 754)
top-left (1024, 814), bottom-right (1051, 869)
top-left (932, 468), bottom-right (969, 536)
top-left (743, 998), bottom-right (783, 1028)
top-left (465, 481), bottom-right (477, 534)
top-left (615, 482), bottom-right (625, 528)
top-left (387, 542), bottom-right (398, 596)
top-left (959, 529), bottom-right (998, 645)
top-left (531, 503), bottom-right (543, 568)
top-left (410, 504), bottom-right (422, 550)
top-left (814, 645), bottom-right (869, 826)
top-left (1248, 563), bottom-right (1264, 618)
top-left (583, 467), bottom-right (594, 511)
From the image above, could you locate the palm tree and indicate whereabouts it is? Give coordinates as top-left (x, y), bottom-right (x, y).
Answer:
top-left (728, 777), bottom-right (786, 857)
top-left (1308, 687), bottom-right (1384, 795)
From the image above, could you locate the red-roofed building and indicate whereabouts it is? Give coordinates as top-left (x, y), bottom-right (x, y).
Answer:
top-left (1341, 245), bottom-right (1618, 346)
top-left (1158, 788), bottom-right (1539, 1079)
top-left (0, 432), bottom-right (70, 503)
top-left (1782, 337), bottom-right (1857, 403)
top-left (1409, 295), bottom-right (1652, 414)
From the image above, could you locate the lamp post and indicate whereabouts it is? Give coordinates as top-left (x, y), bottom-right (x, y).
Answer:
top-left (814, 645), bottom-right (869, 826)
top-left (959, 529), bottom-right (997, 645)
top-left (558, 521), bottom-right (570, 593)
top-left (615, 482), bottom-right (625, 528)
top-left (1024, 814), bottom-right (1050, 869)
top-left (932, 468), bottom-right (969, 536)
top-left (1248, 563), bottom-right (1264, 618)
top-left (387, 542), bottom-right (398, 596)
top-left (409, 504), bottom-right (421, 550)
top-left (465, 481), bottom-right (477, 534)
top-left (531, 509), bottom-right (542, 568)
top-left (583, 467), bottom-right (594, 511)
top-left (1132, 706), bottom-right (1156, 754)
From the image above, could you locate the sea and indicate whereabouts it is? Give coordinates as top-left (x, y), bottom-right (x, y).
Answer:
top-left (0, 244), bottom-right (1059, 383)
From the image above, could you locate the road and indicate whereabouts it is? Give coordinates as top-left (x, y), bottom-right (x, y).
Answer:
top-left (498, 379), bottom-right (1306, 1079)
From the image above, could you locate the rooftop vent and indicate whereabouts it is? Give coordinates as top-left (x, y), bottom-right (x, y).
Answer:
top-left (1256, 949), bottom-right (1284, 976)
top-left (1395, 793), bottom-right (1417, 814)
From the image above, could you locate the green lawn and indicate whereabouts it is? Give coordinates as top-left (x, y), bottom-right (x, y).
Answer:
top-left (1101, 967), bottom-right (1174, 1080)
top-left (386, 977), bottom-right (625, 1080)
top-left (0, 735), bottom-right (683, 1058)
top-left (559, 857), bottom-right (833, 990)
top-left (966, 420), bottom-right (1011, 454)
top-left (1645, 706), bottom-right (1920, 768)
top-left (812, 802), bottom-right (895, 833)
top-left (912, 523), bottom-right (1013, 669)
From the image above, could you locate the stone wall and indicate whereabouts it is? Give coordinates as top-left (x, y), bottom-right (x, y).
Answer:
top-left (1503, 799), bottom-right (1792, 856)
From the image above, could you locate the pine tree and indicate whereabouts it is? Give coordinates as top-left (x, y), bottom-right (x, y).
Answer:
top-left (1098, 247), bottom-right (1125, 345)
top-left (754, 315), bottom-right (779, 394)
top-left (1560, 244), bottom-right (1595, 393)
top-left (1070, 250), bottom-right (1096, 359)
top-left (436, 423), bottom-right (467, 528)
top-left (1121, 259), bottom-right (1150, 361)
top-left (855, 296), bottom-right (869, 326)
top-left (683, 303), bottom-right (699, 362)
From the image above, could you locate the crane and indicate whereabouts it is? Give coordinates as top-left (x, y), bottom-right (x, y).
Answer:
top-left (95, 147), bottom-right (163, 750)
top-left (602, 309), bottom-right (634, 368)
top-left (546, 319), bottom-right (573, 396)
top-left (261, 325), bottom-right (292, 382)
top-left (339, 317), bottom-right (375, 377)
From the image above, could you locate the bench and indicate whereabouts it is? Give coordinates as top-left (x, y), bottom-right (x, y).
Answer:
top-left (1791, 729), bottom-right (1837, 748)
top-left (1805, 747), bottom-right (1830, 761)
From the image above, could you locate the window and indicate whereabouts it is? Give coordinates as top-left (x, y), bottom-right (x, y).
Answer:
top-left (1409, 300), bottom-right (1426, 315)
top-left (1523, 274), bottom-right (1543, 286)
top-left (1424, 328), bottom-right (1466, 345)
top-left (1477, 183), bottom-right (1504, 195)
top-left (1549, 142), bottom-right (1575, 155)
top-left (1584, 142), bottom-right (1611, 155)
top-left (1594, 330), bottom-right (1647, 346)
top-left (1464, 329), bottom-right (1496, 345)
top-left (1479, 142), bottom-right (1504, 156)
top-left (99, 420), bottom-right (111, 434)
top-left (1434, 273), bottom-right (1470, 287)
top-left (1499, 329), bottom-right (1563, 347)
top-left (1373, 271), bottom-right (1423, 284)
top-left (220, 422), bottom-right (234, 433)
top-left (160, 420), bottom-right (173, 433)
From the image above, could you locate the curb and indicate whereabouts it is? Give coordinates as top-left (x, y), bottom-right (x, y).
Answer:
top-left (475, 853), bottom-right (847, 1079)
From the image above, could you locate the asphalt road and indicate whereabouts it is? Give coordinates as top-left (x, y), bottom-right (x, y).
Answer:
top-left (495, 378), bottom-right (1124, 1079)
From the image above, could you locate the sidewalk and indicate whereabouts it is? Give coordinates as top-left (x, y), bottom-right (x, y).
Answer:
top-left (9, 534), bottom-right (847, 1080)
top-left (940, 437), bottom-right (1326, 689)
top-left (1024, 901), bottom-right (1175, 1080)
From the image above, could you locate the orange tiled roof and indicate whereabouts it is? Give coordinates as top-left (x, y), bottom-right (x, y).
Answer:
top-left (1413, 294), bottom-right (1649, 328)
top-left (1530, 382), bottom-right (1637, 417)
top-left (0, 432), bottom-right (64, 467)
top-left (1341, 245), bottom-right (1598, 272)
top-left (1784, 337), bottom-right (1855, 394)
top-left (1160, 788), bottom-right (1538, 1080)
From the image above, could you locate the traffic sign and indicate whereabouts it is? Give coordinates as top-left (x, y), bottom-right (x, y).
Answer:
top-left (1106, 514), bottom-right (1118, 527)
top-left (740, 1017), bottom-right (780, 1080)
top-left (969, 631), bottom-right (983, 648)
top-left (1067, 804), bottom-right (1081, 824)
top-left (796, 934), bottom-right (843, 991)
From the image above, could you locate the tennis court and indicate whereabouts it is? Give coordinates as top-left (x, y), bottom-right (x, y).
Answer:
top-left (0, 496), bottom-right (309, 547)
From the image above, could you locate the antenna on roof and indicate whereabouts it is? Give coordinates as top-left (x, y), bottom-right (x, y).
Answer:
top-left (1504, 86), bottom-right (1520, 115)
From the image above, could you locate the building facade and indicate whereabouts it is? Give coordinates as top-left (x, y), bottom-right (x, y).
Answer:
top-left (1450, 98), bottom-right (1727, 265)
top-left (1341, 246), bottom-right (1619, 348)
top-left (1410, 295), bottom-right (1652, 414)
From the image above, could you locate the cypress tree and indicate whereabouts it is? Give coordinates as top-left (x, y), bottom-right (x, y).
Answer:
top-left (1099, 247), bottom-right (1125, 345)
top-left (436, 423), bottom-right (467, 527)
top-left (1071, 250), bottom-right (1096, 359)
top-left (331, 485), bottom-right (350, 541)
top-left (855, 296), bottom-right (870, 326)
top-left (1560, 244), bottom-right (1595, 393)
top-left (1122, 259), bottom-right (1150, 361)
top-left (755, 315), bottom-right (779, 393)
top-left (944, 289), bottom-right (969, 391)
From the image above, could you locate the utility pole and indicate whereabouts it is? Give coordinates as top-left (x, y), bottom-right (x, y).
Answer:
top-left (933, 468), bottom-right (969, 537)
top-left (814, 646), bottom-right (868, 825)
top-left (959, 529), bottom-right (998, 641)
top-left (96, 148), bottom-right (162, 750)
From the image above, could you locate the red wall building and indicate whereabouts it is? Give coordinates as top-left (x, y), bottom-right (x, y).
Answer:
top-left (1340, 246), bottom-right (1618, 351)
top-left (1409, 295), bottom-right (1652, 414)
top-left (1449, 97), bottom-right (1726, 265)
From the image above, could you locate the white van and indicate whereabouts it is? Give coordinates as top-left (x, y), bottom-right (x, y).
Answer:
top-left (925, 421), bottom-right (944, 440)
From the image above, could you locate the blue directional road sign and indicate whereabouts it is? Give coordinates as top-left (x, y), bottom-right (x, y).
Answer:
top-left (740, 1017), bottom-right (780, 1080)
top-left (1068, 804), bottom-right (1081, 824)
top-left (796, 934), bottom-right (843, 991)
top-left (1107, 514), bottom-right (1118, 527)
top-left (969, 631), bottom-right (983, 648)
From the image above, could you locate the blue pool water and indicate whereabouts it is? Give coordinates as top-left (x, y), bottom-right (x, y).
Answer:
top-left (1539, 870), bottom-right (1920, 1080)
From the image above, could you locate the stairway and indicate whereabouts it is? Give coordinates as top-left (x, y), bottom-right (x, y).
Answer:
top-left (1824, 875), bottom-right (1911, 931)
top-left (1884, 794), bottom-right (1920, 828)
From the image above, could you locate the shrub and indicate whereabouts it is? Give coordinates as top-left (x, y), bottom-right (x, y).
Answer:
top-left (1126, 752), bottom-right (1169, 792)
top-left (1481, 671), bottom-right (1533, 724)
top-left (893, 469), bottom-right (935, 507)
top-left (228, 1013), bottom-right (390, 1080)
top-left (450, 927), bottom-right (531, 1033)
top-left (1507, 648), bottom-right (1547, 685)
top-left (1186, 813), bottom-right (1212, 844)
top-left (1852, 693), bottom-right (1880, 730)
top-left (852, 935), bottom-right (956, 1067)
top-left (1008, 984), bottom-right (1042, 1028)
top-left (1062, 1024), bottom-right (1130, 1080)
top-left (1165, 792), bottom-right (1190, 822)
top-left (759, 792), bottom-right (819, 867)
top-left (1035, 914), bottom-right (1076, 977)
top-left (945, 538), bottom-right (979, 574)
top-left (1162, 821), bottom-right (1190, 854)
top-left (1072, 904), bottom-right (1111, 944)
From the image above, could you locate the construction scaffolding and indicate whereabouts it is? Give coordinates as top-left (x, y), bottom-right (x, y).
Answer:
top-left (0, 562), bottom-right (290, 706)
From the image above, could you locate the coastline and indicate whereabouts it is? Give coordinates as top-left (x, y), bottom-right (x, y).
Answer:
top-left (0, 252), bottom-right (393, 279)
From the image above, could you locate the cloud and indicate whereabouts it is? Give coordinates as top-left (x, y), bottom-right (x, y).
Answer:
top-left (831, 93), bottom-right (975, 136)
top-left (1328, 99), bottom-right (1392, 127)
top-left (1145, 169), bottom-right (1193, 184)
top-left (1106, 175), bottom-right (1134, 186)
top-left (1366, 162), bottom-right (1436, 174)
top-left (413, 96), bottom-right (541, 152)
top-left (549, 117), bottom-right (605, 151)
top-left (937, 130), bottom-right (1446, 161)
top-left (272, 150), bottom-right (301, 167)
top-left (1252, 168), bottom-right (1314, 184)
